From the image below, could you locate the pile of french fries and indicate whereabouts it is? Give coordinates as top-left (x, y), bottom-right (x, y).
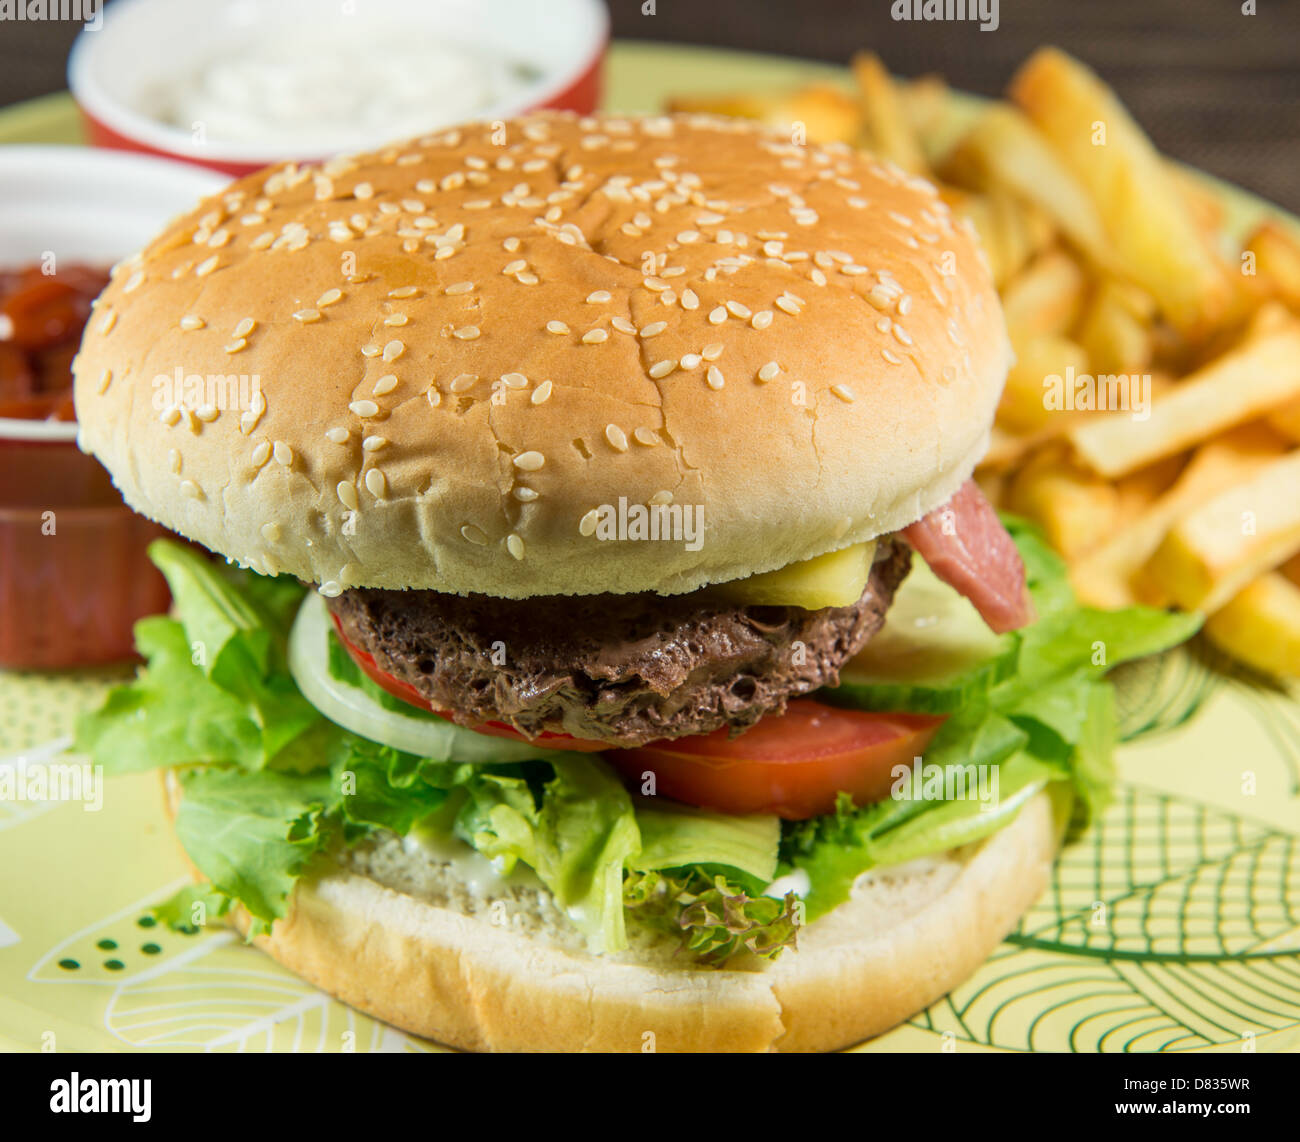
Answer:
top-left (670, 48), bottom-right (1300, 681)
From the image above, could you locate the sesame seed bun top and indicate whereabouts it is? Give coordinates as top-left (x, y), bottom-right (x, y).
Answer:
top-left (73, 112), bottom-right (1011, 598)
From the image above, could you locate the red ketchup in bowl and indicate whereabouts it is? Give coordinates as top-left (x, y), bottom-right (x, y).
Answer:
top-left (0, 264), bottom-right (170, 669)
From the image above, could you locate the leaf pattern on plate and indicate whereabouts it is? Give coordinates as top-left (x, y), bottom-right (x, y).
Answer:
top-left (907, 784), bottom-right (1300, 1051)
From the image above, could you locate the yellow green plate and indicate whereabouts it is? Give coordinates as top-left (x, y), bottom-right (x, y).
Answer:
top-left (1, 42), bottom-right (1298, 1054)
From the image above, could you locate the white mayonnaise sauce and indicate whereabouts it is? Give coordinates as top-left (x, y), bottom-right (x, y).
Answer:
top-left (152, 29), bottom-right (537, 145)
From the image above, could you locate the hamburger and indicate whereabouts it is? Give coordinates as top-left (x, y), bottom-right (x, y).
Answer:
top-left (71, 113), bottom-right (1198, 1052)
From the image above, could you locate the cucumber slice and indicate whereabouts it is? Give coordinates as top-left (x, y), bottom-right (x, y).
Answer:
top-left (823, 556), bottom-right (1017, 713)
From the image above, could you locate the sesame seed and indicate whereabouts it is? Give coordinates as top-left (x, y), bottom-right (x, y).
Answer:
top-left (272, 441), bottom-right (293, 466)
top-left (503, 259), bottom-right (527, 274)
top-left (501, 372), bottom-right (528, 389)
top-left (461, 523), bottom-right (488, 545)
top-left (232, 317), bottom-right (255, 338)
top-left (362, 435), bottom-right (388, 451)
top-left (317, 288), bottom-right (343, 307)
top-left (261, 522), bottom-right (282, 543)
top-left (319, 581), bottom-right (343, 598)
top-left (179, 480), bottom-right (202, 500)
top-left (445, 282), bottom-right (475, 295)
top-left (349, 399), bottom-right (380, 417)
top-left (336, 480), bottom-right (359, 510)
top-left (708, 306), bottom-right (727, 324)
top-left (123, 270), bottom-right (145, 293)
top-left (426, 387), bottom-right (442, 408)
top-left (99, 311), bottom-right (118, 334)
top-left (695, 211), bottom-right (725, 225)
top-left (325, 427), bottom-right (349, 444)
top-left (195, 257), bottom-right (219, 277)
top-left (224, 339), bottom-right (246, 353)
top-left (506, 533), bottom-right (525, 560)
top-left (882, 348), bottom-right (903, 365)
top-left (384, 313), bottom-right (408, 326)
top-left (706, 365), bottom-right (725, 390)
top-left (546, 320), bottom-right (570, 335)
top-left (513, 451), bottom-right (545, 471)
top-left (810, 268), bottom-right (828, 287)
top-left (96, 368), bottom-right (112, 394)
top-left (582, 329), bottom-right (608, 344)
top-left (726, 300), bottom-right (752, 319)
top-left (503, 236), bottom-right (521, 252)
top-left (831, 384), bottom-right (856, 402)
top-left (640, 321), bottom-right (667, 337)
top-left (453, 326), bottom-right (480, 340)
top-left (758, 361), bottom-right (781, 382)
top-left (586, 290), bottom-right (612, 303)
top-left (195, 403), bottom-right (219, 422)
top-left (611, 316), bottom-right (636, 335)
top-left (643, 277), bottom-right (668, 292)
top-left (383, 339), bottom-right (405, 360)
top-left (373, 374), bottom-right (399, 395)
top-left (161, 407), bottom-right (181, 426)
top-left (676, 230), bottom-right (701, 243)
top-left (775, 296), bottom-right (800, 315)
top-left (365, 468), bottom-right (387, 498)
top-left (250, 232), bottom-right (274, 250)
top-left (531, 380), bottom-right (553, 405)
top-left (680, 353), bottom-right (701, 369)
top-left (605, 424), bottom-right (629, 451)
top-left (250, 441), bottom-right (272, 466)
top-left (179, 314), bottom-right (204, 331)
top-left (450, 374), bottom-right (477, 392)
top-left (752, 310), bottom-right (774, 329)
top-left (633, 427), bottom-right (659, 446)
top-left (514, 486), bottom-right (540, 502)
top-left (681, 288), bottom-right (699, 310)
top-left (353, 182), bottom-right (374, 199)
top-left (648, 360), bottom-right (676, 379)
top-left (293, 309), bottom-right (322, 323)
top-left (893, 325), bottom-right (914, 346)
top-left (701, 343), bottom-right (724, 361)
top-left (579, 508), bottom-right (600, 537)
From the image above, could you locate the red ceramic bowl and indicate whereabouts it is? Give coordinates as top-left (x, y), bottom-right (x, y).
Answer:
top-left (0, 147), bottom-right (226, 669)
top-left (69, 0), bottom-right (608, 177)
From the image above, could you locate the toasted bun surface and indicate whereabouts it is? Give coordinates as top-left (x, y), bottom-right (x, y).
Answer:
top-left (165, 775), bottom-right (1053, 1052)
top-left (75, 112), bottom-right (1010, 597)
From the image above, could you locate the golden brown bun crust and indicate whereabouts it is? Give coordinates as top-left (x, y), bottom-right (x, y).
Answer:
top-left (75, 113), bottom-right (1011, 597)
top-left (186, 786), bottom-right (1053, 1054)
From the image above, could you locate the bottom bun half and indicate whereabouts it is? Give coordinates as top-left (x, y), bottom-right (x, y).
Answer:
top-left (164, 775), bottom-right (1056, 1052)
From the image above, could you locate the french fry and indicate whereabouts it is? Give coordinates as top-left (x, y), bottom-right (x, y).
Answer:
top-left (1075, 280), bottom-right (1155, 376)
top-left (667, 85), bottom-right (862, 144)
top-left (941, 103), bottom-right (1116, 268)
top-left (1070, 423), bottom-right (1288, 607)
top-left (1069, 320), bottom-right (1300, 477)
top-left (1168, 162), bottom-right (1227, 240)
top-left (900, 74), bottom-right (950, 142)
top-left (999, 331), bottom-right (1091, 433)
top-left (1000, 249), bottom-right (1087, 337)
top-left (1246, 220), bottom-right (1300, 312)
top-left (1007, 449), bottom-right (1120, 560)
top-left (851, 53), bottom-right (929, 174)
top-left (1009, 48), bottom-right (1228, 332)
top-left (1137, 447), bottom-right (1300, 612)
top-left (1203, 574), bottom-right (1300, 678)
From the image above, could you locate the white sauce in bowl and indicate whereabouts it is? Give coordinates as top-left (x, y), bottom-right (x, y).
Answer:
top-left (149, 32), bottom-right (538, 146)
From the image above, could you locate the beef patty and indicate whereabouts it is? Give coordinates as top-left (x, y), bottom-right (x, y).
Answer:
top-left (327, 540), bottom-right (911, 747)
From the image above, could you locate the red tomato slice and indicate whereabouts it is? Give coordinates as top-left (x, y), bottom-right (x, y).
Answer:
top-left (606, 701), bottom-right (946, 820)
top-left (328, 613), bottom-right (609, 752)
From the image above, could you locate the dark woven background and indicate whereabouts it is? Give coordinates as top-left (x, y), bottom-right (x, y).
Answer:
top-left (2, 0), bottom-right (1296, 212)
